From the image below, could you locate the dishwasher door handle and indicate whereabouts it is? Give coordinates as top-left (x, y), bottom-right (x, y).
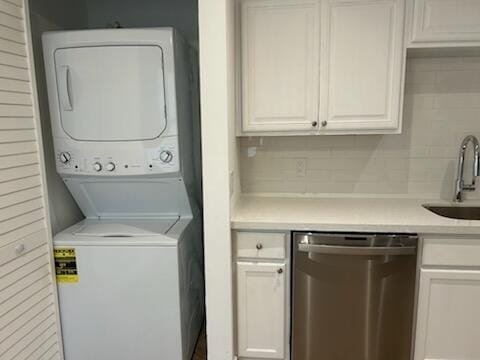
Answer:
top-left (297, 243), bottom-right (416, 256)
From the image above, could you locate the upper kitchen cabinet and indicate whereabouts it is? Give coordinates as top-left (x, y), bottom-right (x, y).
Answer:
top-left (409, 0), bottom-right (480, 47)
top-left (320, 0), bottom-right (406, 134)
top-left (238, 0), bottom-right (407, 136)
top-left (240, 0), bottom-right (320, 133)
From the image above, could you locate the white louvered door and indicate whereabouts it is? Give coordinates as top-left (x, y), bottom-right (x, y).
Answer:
top-left (0, 1), bottom-right (63, 359)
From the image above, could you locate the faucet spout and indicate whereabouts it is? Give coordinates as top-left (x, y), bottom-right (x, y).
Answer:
top-left (455, 135), bottom-right (480, 202)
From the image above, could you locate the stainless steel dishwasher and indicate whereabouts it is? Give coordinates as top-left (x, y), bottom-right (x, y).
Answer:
top-left (292, 232), bottom-right (418, 360)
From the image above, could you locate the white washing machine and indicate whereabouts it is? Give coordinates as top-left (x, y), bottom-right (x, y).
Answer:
top-left (42, 28), bottom-right (203, 360)
top-left (55, 218), bottom-right (203, 360)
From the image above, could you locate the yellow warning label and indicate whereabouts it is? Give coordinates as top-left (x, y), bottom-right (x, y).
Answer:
top-left (54, 248), bottom-right (78, 283)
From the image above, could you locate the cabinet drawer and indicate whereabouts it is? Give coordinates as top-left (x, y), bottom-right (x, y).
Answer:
top-left (235, 232), bottom-right (287, 259)
top-left (423, 237), bottom-right (480, 267)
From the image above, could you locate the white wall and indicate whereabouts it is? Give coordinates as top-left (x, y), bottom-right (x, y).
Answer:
top-left (86, 0), bottom-right (198, 46)
top-left (199, 0), bottom-right (238, 359)
top-left (240, 56), bottom-right (480, 201)
top-left (29, 1), bottom-right (86, 234)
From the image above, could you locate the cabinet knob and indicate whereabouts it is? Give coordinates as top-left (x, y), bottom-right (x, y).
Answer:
top-left (321, 120), bottom-right (328, 127)
top-left (277, 268), bottom-right (283, 274)
top-left (256, 243), bottom-right (263, 250)
top-left (15, 243), bottom-right (25, 255)
top-left (311, 121), bottom-right (318, 127)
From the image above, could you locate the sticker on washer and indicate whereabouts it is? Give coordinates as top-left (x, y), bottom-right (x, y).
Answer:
top-left (54, 248), bottom-right (78, 283)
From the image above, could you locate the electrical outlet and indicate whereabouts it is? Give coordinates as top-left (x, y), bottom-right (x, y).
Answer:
top-left (295, 159), bottom-right (306, 177)
top-left (247, 146), bottom-right (257, 157)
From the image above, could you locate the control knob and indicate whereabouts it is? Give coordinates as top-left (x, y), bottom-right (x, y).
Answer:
top-left (59, 152), bottom-right (71, 164)
top-left (93, 162), bottom-right (102, 172)
top-left (159, 150), bottom-right (173, 163)
top-left (105, 162), bottom-right (116, 172)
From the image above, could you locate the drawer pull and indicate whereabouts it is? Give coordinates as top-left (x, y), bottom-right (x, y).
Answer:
top-left (277, 268), bottom-right (283, 274)
top-left (256, 243), bottom-right (263, 250)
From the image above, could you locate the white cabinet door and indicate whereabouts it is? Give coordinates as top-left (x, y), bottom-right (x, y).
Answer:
top-left (320, 0), bottom-right (406, 133)
top-left (237, 261), bottom-right (286, 359)
top-left (0, 1), bottom-right (64, 360)
top-left (410, 0), bottom-right (480, 46)
top-left (240, 0), bottom-right (320, 133)
top-left (414, 268), bottom-right (480, 360)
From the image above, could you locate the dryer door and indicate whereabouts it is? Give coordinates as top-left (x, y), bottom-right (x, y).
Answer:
top-left (54, 45), bottom-right (167, 141)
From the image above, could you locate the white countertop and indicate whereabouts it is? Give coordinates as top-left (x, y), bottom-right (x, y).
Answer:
top-left (232, 195), bottom-right (480, 235)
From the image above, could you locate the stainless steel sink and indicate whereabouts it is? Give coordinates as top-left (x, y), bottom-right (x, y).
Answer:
top-left (423, 205), bottom-right (480, 220)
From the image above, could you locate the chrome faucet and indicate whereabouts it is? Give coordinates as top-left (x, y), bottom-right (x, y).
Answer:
top-left (454, 135), bottom-right (480, 202)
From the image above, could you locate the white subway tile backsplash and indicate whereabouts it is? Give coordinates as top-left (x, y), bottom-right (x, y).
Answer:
top-left (461, 57), bottom-right (480, 69)
top-left (305, 169), bottom-right (331, 182)
top-left (434, 94), bottom-right (480, 108)
top-left (305, 181), bottom-right (355, 193)
top-left (403, 94), bottom-right (436, 110)
top-left (407, 57), bottom-right (466, 71)
top-left (239, 57), bottom-right (480, 198)
top-left (435, 70), bottom-right (480, 92)
top-left (307, 135), bottom-right (356, 148)
top-left (353, 182), bottom-right (407, 194)
top-left (405, 70), bottom-right (436, 85)
top-left (404, 82), bottom-right (437, 94)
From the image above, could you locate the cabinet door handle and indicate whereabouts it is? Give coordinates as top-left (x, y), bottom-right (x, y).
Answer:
top-left (311, 121), bottom-right (318, 127)
top-left (256, 243), bottom-right (263, 250)
top-left (277, 268), bottom-right (283, 274)
top-left (321, 120), bottom-right (328, 127)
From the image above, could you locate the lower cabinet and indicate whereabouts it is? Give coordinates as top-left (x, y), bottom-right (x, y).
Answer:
top-left (234, 231), bottom-right (289, 360)
top-left (237, 262), bottom-right (286, 359)
top-left (233, 233), bottom-right (480, 360)
top-left (414, 236), bottom-right (480, 360)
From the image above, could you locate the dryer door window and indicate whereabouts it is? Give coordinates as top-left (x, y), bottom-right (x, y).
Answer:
top-left (54, 45), bottom-right (167, 142)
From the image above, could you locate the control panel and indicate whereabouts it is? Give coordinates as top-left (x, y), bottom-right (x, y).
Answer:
top-left (55, 136), bottom-right (180, 176)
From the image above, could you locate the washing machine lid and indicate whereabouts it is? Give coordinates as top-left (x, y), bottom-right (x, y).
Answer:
top-left (54, 45), bottom-right (167, 142)
top-left (73, 218), bottom-right (179, 237)
top-left (63, 177), bottom-right (193, 218)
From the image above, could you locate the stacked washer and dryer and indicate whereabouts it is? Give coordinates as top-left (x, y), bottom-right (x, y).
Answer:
top-left (42, 28), bottom-right (204, 360)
